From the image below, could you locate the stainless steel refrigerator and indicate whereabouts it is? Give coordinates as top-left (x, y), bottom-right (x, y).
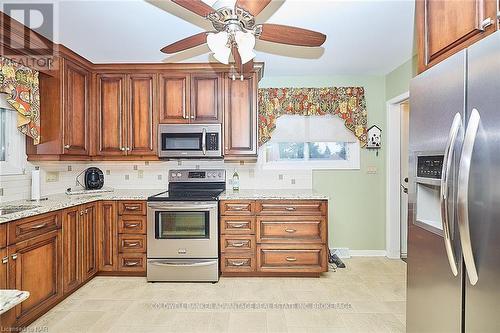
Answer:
top-left (407, 31), bottom-right (500, 333)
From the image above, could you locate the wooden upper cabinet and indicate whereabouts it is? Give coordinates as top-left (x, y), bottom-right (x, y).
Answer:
top-left (190, 74), bottom-right (222, 123)
top-left (223, 73), bottom-right (258, 158)
top-left (63, 60), bottom-right (90, 155)
top-left (159, 74), bottom-right (190, 123)
top-left (97, 74), bottom-right (127, 156)
top-left (417, 0), bottom-right (498, 72)
top-left (127, 74), bottom-right (157, 156)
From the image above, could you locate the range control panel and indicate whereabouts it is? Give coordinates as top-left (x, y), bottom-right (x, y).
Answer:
top-left (169, 169), bottom-right (226, 182)
top-left (417, 155), bottom-right (444, 179)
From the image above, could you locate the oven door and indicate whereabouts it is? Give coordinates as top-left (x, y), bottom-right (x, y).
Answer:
top-left (147, 201), bottom-right (218, 258)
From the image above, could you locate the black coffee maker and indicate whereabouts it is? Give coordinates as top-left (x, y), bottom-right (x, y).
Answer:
top-left (84, 167), bottom-right (104, 190)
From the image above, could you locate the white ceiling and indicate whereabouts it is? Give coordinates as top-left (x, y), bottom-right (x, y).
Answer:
top-left (17, 0), bottom-right (415, 76)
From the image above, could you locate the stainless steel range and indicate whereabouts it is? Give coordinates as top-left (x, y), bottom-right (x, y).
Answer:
top-left (147, 169), bottom-right (225, 282)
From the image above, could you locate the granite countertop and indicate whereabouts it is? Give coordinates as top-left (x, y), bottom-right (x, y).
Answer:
top-left (0, 290), bottom-right (30, 315)
top-left (0, 189), bottom-right (160, 224)
top-left (218, 189), bottom-right (329, 200)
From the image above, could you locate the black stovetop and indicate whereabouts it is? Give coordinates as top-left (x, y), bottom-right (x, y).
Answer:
top-left (147, 188), bottom-right (225, 202)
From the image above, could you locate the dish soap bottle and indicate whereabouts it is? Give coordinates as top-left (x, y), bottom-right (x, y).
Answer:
top-left (232, 169), bottom-right (240, 191)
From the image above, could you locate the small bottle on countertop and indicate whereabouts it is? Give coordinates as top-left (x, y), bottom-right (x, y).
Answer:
top-left (232, 169), bottom-right (240, 191)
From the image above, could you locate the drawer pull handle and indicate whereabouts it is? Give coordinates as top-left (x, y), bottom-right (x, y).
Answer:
top-left (2, 256), bottom-right (8, 264)
top-left (125, 223), bottom-right (140, 228)
top-left (124, 261), bottom-right (140, 266)
top-left (125, 242), bottom-right (140, 247)
top-left (229, 223), bottom-right (246, 228)
top-left (30, 222), bottom-right (48, 229)
top-left (285, 229), bottom-right (297, 233)
top-left (229, 261), bottom-right (246, 266)
top-left (230, 242), bottom-right (247, 247)
top-left (285, 207), bottom-right (296, 211)
top-left (232, 207), bottom-right (245, 211)
top-left (125, 206), bottom-right (140, 211)
top-left (285, 257), bottom-right (297, 262)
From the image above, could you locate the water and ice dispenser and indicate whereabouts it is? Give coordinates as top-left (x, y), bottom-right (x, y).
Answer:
top-left (415, 155), bottom-right (444, 232)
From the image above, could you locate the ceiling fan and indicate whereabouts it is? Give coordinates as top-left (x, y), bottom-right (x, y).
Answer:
top-left (161, 0), bottom-right (327, 77)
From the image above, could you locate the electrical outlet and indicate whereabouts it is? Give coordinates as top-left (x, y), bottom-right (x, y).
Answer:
top-left (239, 161), bottom-right (245, 166)
top-left (157, 175), bottom-right (162, 180)
top-left (46, 171), bottom-right (59, 183)
top-left (278, 174), bottom-right (284, 180)
top-left (106, 170), bottom-right (111, 176)
top-left (367, 166), bottom-right (378, 174)
top-left (67, 165), bottom-right (72, 172)
top-left (291, 178), bottom-right (296, 185)
top-left (133, 165), bottom-right (138, 171)
top-left (125, 174), bottom-right (130, 180)
top-left (145, 161), bottom-right (149, 166)
top-left (138, 170), bottom-right (144, 179)
top-left (177, 160), bottom-right (182, 166)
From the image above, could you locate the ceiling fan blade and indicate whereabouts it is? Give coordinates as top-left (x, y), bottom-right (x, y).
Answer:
top-left (236, 0), bottom-right (271, 16)
top-left (259, 23), bottom-right (326, 47)
top-left (161, 32), bottom-right (208, 54)
top-left (171, 0), bottom-right (215, 17)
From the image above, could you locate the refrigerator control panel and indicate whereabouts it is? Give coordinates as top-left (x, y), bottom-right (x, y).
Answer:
top-left (417, 155), bottom-right (444, 179)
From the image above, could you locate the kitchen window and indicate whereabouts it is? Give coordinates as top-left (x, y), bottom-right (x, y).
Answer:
top-left (0, 101), bottom-right (26, 175)
top-left (259, 115), bottom-right (360, 170)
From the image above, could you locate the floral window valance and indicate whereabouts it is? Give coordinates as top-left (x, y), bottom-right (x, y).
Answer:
top-left (0, 56), bottom-right (41, 144)
top-left (258, 87), bottom-right (367, 147)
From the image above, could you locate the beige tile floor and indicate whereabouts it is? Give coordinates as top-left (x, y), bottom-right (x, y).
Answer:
top-left (28, 257), bottom-right (406, 333)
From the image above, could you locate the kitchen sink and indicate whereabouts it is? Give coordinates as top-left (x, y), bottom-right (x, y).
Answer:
top-left (0, 205), bottom-right (40, 216)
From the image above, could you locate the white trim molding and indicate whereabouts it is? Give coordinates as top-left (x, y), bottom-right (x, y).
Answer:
top-left (350, 250), bottom-right (388, 257)
top-left (385, 92), bottom-right (410, 259)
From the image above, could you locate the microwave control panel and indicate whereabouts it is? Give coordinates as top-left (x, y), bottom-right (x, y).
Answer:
top-left (417, 155), bottom-right (444, 179)
top-left (206, 133), bottom-right (219, 151)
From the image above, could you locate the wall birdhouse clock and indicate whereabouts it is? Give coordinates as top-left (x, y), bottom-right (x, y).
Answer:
top-left (367, 125), bottom-right (382, 155)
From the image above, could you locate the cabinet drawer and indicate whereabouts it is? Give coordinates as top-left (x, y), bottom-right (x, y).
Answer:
top-left (118, 201), bottom-right (146, 216)
top-left (118, 234), bottom-right (146, 253)
top-left (220, 200), bottom-right (255, 215)
top-left (0, 224), bottom-right (6, 248)
top-left (221, 253), bottom-right (256, 273)
top-left (220, 216), bottom-right (255, 235)
top-left (256, 216), bottom-right (326, 243)
top-left (8, 212), bottom-right (61, 245)
top-left (257, 244), bottom-right (327, 273)
top-left (118, 215), bottom-right (147, 234)
top-left (256, 201), bottom-right (326, 216)
top-left (118, 253), bottom-right (146, 272)
top-left (220, 235), bottom-right (255, 252)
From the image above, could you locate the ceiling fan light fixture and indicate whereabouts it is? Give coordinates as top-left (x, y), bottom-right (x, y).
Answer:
top-left (207, 31), bottom-right (231, 64)
top-left (234, 30), bottom-right (256, 64)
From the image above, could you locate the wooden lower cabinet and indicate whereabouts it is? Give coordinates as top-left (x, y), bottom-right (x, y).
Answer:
top-left (98, 201), bottom-right (118, 272)
top-left (62, 206), bottom-right (81, 293)
top-left (7, 229), bottom-right (63, 327)
top-left (81, 203), bottom-right (98, 281)
top-left (0, 247), bottom-right (7, 289)
top-left (220, 199), bottom-right (329, 276)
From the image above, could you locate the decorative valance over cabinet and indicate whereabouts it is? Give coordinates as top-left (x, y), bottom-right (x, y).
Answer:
top-left (258, 87), bottom-right (367, 147)
top-left (0, 57), bottom-right (41, 144)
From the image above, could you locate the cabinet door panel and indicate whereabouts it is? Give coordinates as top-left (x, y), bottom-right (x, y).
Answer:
top-left (98, 201), bottom-right (118, 272)
top-left (81, 203), bottom-right (97, 281)
top-left (8, 230), bottom-right (62, 326)
top-left (0, 247), bottom-right (6, 289)
top-left (159, 74), bottom-right (189, 123)
top-left (63, 60), bottom-right (89, 155)
top-left (418, 0), bottom-right (497, 71)
top-left (62, 206), bottom-right (81, 293)
top-left (128, 74), bottom-right (156, 155)
top-left (224, 73), bottom-right (257, 157)
top-left (97, 74), bottom-right (127, 155)
top-left (191, 74), bottom-right (221, 123)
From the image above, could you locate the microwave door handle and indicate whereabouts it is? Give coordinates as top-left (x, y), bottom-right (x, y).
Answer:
top-left (458, 108), bottom-right (480, 286)
top-left (202, 128), bottom-right (207, 155)
top-left (440, 112), bottom-right (461, 277)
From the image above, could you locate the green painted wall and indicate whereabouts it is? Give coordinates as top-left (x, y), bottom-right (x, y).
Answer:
top-left (259, 75), bottom-right (387, 250)
top-left (385, 55), bottom-right (418, 101)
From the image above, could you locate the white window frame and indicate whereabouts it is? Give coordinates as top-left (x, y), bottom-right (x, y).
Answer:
top-left (0, 108), bottom-right (26, 176)
top-left (259, 141), bottom-right (361, 170)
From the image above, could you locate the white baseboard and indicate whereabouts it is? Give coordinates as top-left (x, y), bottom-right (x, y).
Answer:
top-left (349, 250), bottom-right (387, 257)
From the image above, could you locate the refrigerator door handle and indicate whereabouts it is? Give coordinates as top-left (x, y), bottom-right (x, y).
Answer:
top-left (457, 108), bottom-right (480, 286)
top-left (440, 112), bottom-right (462, 276)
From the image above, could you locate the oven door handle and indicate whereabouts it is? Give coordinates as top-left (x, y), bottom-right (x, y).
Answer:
top-left (149, 260), bottom-right (217, 267)
top-left (148, 203), bottom-right (217, 210)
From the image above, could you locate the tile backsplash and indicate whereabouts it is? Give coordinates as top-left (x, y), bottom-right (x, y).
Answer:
top-left (0, 160), bottom-right (312, 203)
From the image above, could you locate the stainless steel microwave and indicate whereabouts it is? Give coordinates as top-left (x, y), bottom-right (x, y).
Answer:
top-left (158, 124), bottom-right (222, 158)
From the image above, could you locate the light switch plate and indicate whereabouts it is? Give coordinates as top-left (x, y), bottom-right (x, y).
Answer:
top-left (46, 171), bottom-right (59, 183)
